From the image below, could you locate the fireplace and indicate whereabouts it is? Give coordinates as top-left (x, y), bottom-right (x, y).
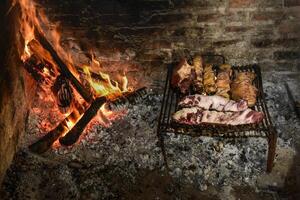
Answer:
top-left (0, 0), bottom-right (300, 199)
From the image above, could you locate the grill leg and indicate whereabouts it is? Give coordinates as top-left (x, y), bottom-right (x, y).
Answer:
top-left (158, 132), bottom-right (169, 171)
top-left (267, 129), bottom-right (277, 173)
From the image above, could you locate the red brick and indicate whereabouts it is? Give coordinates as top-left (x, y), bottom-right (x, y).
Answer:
top-left (229, 0), bottom-right (255, 8)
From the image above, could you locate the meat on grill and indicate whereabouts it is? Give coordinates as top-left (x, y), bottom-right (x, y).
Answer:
top-left (178, 94), bottom-right (248, 112)
top-left (231, 72), bottom-right (258, 107)
top-left (192, 55), bottom-right (204, 93)
top-left (173, 107), bottom-right (264, 125)
top-left (171, 58), bottom-right (195, 94)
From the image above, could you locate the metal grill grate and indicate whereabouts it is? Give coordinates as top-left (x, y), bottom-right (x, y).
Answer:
top-left (157, 55), bottom-right (277, 172)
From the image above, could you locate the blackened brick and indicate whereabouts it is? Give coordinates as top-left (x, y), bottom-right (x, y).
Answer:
top-left (251, 39), bottom-right (273, 48)
top-left (285, 0), bottom-right (300, 7)
top-left (145, 13), bottom-right (193, 25)
top-left (144, 40), bottom-right (172, 49)
top-left (172, 27), bottom-right (204, 37)
top-left (172, 0), bottom-right (225, 8)
top-left (116, 27), bottom-right (164, 37)
top-left (274, 38), bottom-right (300, 47)
top-left (274, 51), bottom-right (300, 60)
top-left (213, 40), bottom-right (240, 47)
top-left (197, 13), bottom-right (219, 22)
top-left (225, 26), bottom-right (252, 32)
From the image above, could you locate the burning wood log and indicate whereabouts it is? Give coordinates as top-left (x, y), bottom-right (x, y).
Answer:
top-left (23, 54), bottom-right (55, 84)
top-left (59, 97), bottom-right (107, 146)
top-left (29, 87), bottom-right (148, 153)
top-left (107, 87), bottom-right (148, 111)
top-left (34, 28), bottom-right (93, 103)
top-left (59, 87), bottom-right (148, 146)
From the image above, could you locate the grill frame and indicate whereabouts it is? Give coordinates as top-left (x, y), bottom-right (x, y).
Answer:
top-left (157, 55), bottom-right (277, 172)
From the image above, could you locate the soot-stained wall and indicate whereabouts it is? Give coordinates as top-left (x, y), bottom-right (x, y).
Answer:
top-left (39, 0), bottom-right (300, 87)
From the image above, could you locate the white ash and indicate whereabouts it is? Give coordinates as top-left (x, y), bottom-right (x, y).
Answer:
top-left (2, 72), bottom-right (299, 198)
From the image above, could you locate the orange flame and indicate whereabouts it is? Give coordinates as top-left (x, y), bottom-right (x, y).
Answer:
top-left (82, 62), bottom-right (129, 99)
top-left (17, 0), bottom-right (133, 148)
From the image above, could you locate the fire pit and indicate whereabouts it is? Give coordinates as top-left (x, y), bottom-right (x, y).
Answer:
top-left (15, 0), bottom-right (149, 153)
top-left (0, 0), bottom-right (300, 199)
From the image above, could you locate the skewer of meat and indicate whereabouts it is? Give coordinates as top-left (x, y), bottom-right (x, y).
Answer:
top-left (178, 94), bottom-right (248, 112)
top-left (231, 72), bottom-right (257, 107)
top-left (215, 64), bottom-right (232, 99)
top-left (192, 55), bottom-right (204, 93)
top-left (203, 64), bottom-right (216, 94)
top-left (171, 58), bottom-right (195, 94)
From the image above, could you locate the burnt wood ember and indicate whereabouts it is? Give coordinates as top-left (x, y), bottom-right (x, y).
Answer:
top-left (59, 97), bottom-right (107, 146)
top-left (59, 87), bottom-right (148, 146)
top-left (34, 28), bottom-right (93, 103)
top-left (52, 75), bottom-right (73, 108)
top-left (28, 101), bottom-right (87, 154)
top-left (29, 88), bottom-right (148, 152)
top-left (23, 55), bottom-right (45, 82)
top-left (23, 54), bottom-right (55, 84)
top-left (107, 87), bottom-right (148, 111)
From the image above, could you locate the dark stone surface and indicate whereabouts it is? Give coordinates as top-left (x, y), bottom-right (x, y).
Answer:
top-left (274, 51), bottom-right (300, 60)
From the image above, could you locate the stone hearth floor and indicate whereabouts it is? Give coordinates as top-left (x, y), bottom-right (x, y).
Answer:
top-left (1, 71), bottom-right (299, 200)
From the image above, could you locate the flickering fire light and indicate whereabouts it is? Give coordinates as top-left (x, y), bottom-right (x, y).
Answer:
top-left (17, 0), bottom-right (137, 150)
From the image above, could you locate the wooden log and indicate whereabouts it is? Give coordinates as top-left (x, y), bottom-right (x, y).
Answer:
top-left (28, 120), bottom-right (67, 154)
top-left (59, 96), bottom-right (106, 146)
top-left (59, 87), bottom-right (148, 146)
top-left (29, 88), bottom-right (148, 152)
top-left (34, 28), bottom-right (93, 103)
top-left (107, 87), bottom-right (147, 111)
top-left (23, 55), bottom-right (46, 83)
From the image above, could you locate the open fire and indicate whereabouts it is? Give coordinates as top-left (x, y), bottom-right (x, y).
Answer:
top-left (16, 0), bottom-right (145, 152)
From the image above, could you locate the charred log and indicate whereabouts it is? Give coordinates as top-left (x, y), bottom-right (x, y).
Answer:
top-left (52, 75), bottom-right (73, 108)
top-left (28, 121), bottom-right (66, 154)
top-left (28, 101), bottom-right (87, 154)
top-left (23, 55), bottom-right (45, 83)
top-left (34, 28), bottom-right (93, 103)
top-left (59, 97), bottom-right (107, 146)
top-left (107, 87), bottom-right (147, 111)
top-left (29, 88), bottom-right (148, 152)
top-left (59, 87), bottom-right (148, 146)
top-left (23, 54), bottom-right (55, 84)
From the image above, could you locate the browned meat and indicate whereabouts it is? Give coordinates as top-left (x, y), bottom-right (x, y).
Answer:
top-left (171, 59), bottom-right (195, 94)
top-left (231, 72), bottom-right (258, 107)
top-left (178, 94), bottom-right (248, 112)
top-left (203, 64), bottom-right (216, 94)
top-left (173, 107), bottom-right (264, 126)
top-left (215, 64), bottom-right (232, 99)
top-left (192, 55), bottom-right (204, 93)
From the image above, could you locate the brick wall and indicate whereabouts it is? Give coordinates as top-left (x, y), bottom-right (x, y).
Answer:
top-left (39, 0), bottom-right (300, 87)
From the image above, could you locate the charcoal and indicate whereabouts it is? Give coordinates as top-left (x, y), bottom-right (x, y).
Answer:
top-left (52, 75), bottom-right (73, 109)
